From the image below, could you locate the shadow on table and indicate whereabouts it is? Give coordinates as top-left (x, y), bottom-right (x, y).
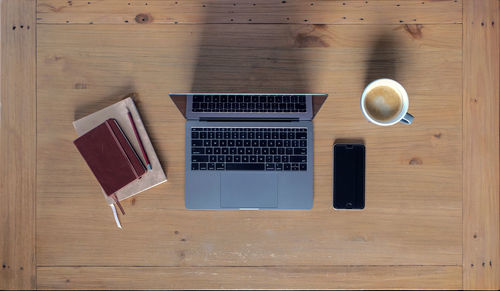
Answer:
top-left (189, 7), bottom-right (311, 93)
top-left (364, 31), bottom-right (401, 86)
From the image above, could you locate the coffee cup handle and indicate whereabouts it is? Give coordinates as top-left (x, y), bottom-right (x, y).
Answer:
top-left (400, 113), bottom-right (414, 125)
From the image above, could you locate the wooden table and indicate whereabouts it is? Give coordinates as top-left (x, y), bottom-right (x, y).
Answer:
top-left (1, 0), bottom-right (499, 289)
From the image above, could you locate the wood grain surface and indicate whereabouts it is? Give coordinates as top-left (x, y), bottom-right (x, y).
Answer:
top-left (36, 23), bottom-right (462, 289)
top-left (0, 0), bottom-right (496, 289)
top-left (0, 0), bottom-right (36, 289)
top-left (37, 266), bottom-right (462, 289)
top-left (36, 0), bottom-right (462, 24)
top-left (462, 0), bottom-right (500, 289)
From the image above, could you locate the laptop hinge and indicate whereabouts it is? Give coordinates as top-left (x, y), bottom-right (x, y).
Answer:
top-left (199, 117), bottom-right (300, 122)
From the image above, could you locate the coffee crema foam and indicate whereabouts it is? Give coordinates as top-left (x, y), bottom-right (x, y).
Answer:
top-left (364, 86), bottom-right (403, 122)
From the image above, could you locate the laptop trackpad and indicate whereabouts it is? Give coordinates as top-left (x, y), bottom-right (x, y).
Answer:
top-left (220, 172), bottom-right (278, 208)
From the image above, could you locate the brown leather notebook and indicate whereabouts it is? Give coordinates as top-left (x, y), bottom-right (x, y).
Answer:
top-left (74, 118), bottom-right (146, 196)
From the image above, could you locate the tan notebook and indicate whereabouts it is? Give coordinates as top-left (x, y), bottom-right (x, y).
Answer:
top-left (73, 97), bottom-right (167, 205)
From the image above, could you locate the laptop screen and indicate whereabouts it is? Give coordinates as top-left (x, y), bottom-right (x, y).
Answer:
top-left (169, 93), bottom-right (327, 120)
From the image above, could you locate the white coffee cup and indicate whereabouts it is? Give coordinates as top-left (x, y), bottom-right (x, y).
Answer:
top-left (361, 78), bottom-right (414, 126)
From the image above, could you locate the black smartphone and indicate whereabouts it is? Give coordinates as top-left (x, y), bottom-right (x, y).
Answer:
top-left (333, 144), bottom-right (365, 209)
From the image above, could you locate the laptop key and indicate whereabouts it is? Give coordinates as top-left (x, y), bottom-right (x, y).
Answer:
top-left (192, 140), bottom-right (202, 147)
top-left (192, 155), bottom-right (208, 162)
top-left (226, 163), bottom-right (265, 171)
top-left (191, 163), bottom-right (199, 170)
top-left (192, 148), bottom-right (204, 154)
top-left (216, 163), bottom-right (225, 170)
top-left (300, 164), bottom-right (307, 171)
top-left (266, 163), bottom-right (275, 171)
top-left (210, 155), bottom-right (217, 162)
top-left (290, 156), bottom-right (307, 163)
top-left (296, 132), bottom-right (307, 139)
top-left (208, 163), bottom-right (215, 170)
top-left (276, 163), bottom-right (283, 171)
top-left (199, 163), bottom-right (208, 170)
top-left (294, 148), bottom-right (307, 155)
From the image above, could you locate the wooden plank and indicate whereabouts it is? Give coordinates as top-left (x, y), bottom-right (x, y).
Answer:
top-left (0, 0), bottom-right (36, 289)
top-left (36, 0), bottom-right (462, 24)
top-left (37, 266), bottom-right (462, 289)
top-left (462, 0), bottom-right (500, 289)
top-left (36, 23), bottom-right (462, 269)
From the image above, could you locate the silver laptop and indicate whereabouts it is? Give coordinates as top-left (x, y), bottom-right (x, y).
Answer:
top-left (170, 93), bottom-right (327, 209)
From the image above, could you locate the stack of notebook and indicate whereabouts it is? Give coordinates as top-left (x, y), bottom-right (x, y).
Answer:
top-left (73, 97), bottom-right (167, 227)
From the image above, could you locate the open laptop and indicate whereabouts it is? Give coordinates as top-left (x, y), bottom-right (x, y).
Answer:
top-left (169, 93), bottom-right (327, 209)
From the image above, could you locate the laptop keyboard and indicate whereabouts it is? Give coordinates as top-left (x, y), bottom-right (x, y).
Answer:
top-left (191, 127), bottom-right (308, 171)
top-left (191, 95), bottom-right (307, 113)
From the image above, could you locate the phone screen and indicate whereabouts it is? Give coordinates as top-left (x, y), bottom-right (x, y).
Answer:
top-left (333, 144), bottom-right (365, 209)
